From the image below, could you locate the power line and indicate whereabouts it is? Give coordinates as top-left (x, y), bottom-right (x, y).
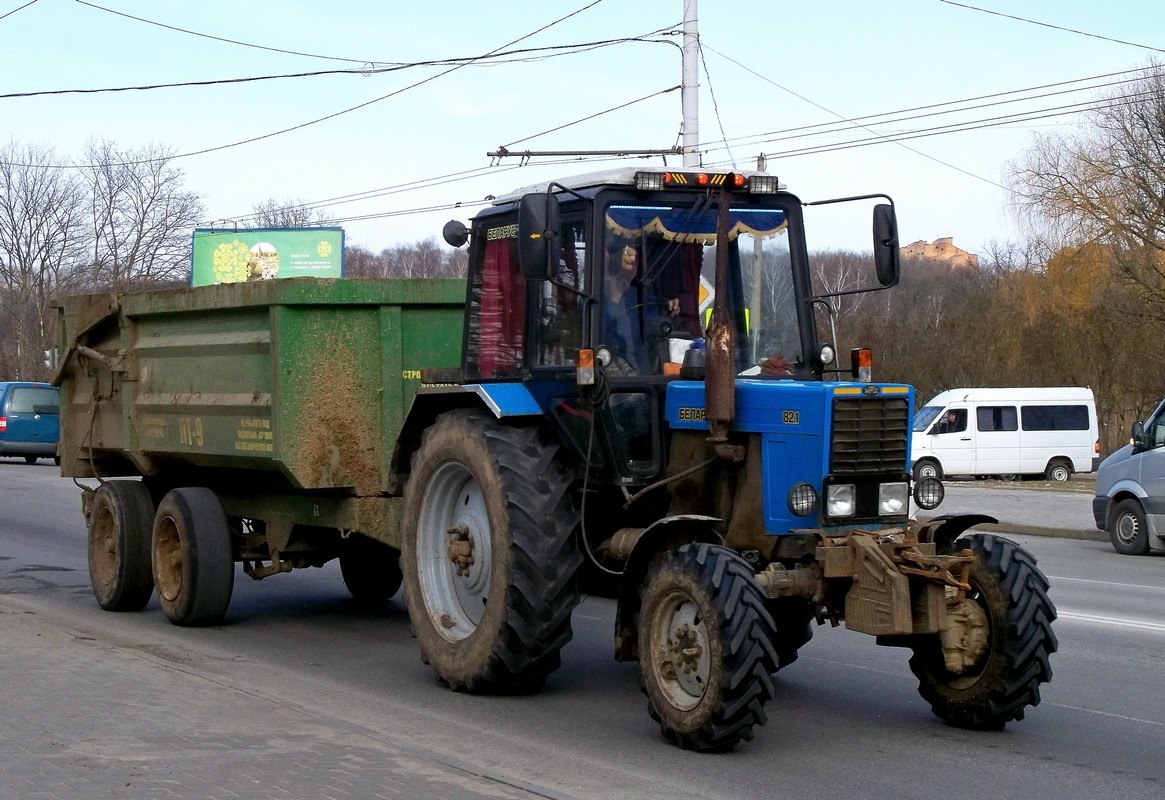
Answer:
top-left (74, 0), bottom-right (375, 64)
top-left (0, 0), bottom-right (36, 23)
top-left (939, 0), bottom-right (1165, 55)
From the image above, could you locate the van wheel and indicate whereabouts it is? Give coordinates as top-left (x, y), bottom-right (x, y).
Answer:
top-left (914, 459), bottom-right (942, 481)
top-left (1044, 460), bottom-right (1071, 482)
top-left (1109, 499), bottom-right (1150, 555)
top-left (23, 456), bottom-right (38, 464)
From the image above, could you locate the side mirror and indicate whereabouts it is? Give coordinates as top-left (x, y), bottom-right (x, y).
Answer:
top-left (518, 192), bottom-right (561, 281)
top-left (442, 219), bottom-right (469, 248)
top-left (872, 203), bottom-right (900, 287)
top-left (1132, 420), bottom-right (1146, 449)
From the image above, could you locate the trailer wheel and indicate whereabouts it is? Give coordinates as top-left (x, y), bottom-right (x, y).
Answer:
top-left (909, 533), bottom-right (1057, 729)
top-left (340, 535), bottom-right (403, 604)
top-left (639, 543), bottom-right (777, 751)
top-left (152, 488), bottom-right (235, 627)
top-left (88, 480), bottom-right (155, 612)
top-left (401, 410), bottom-right (582, 693)
top-left (1109, 498), bottom-right (1150, 555)
top-left (1044, 459), bottom-right (1071, 482)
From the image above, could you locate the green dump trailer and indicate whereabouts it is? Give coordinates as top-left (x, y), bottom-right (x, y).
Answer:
top-left (56, 277), bottom-right (465, 625)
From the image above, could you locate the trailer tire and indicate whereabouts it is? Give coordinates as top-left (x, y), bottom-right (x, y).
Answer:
top-left (152, 488), bottom-right (235, 627)
top-left (1109, 498), bottom-right (1150, 555)
top-left (639, 543), bottom-right (778, 751)
top-left (88, 480), bottom-right (155, 612)
top-left (401, 410), bottom-right (582, 693)
top-left (340, 535), bottom-right (403, 604)
top-left (909, 533), bottom-right (1057, 729)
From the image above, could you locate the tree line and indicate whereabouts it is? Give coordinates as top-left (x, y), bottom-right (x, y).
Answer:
top-left (4, 61), bottom-right (1165, 457)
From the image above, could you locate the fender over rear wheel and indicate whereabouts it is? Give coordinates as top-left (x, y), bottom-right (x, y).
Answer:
top-left (909, 533), bottom-right (1057, 728)
top-left (401, 410), bottom-right (582, 693)
top-left (88, 480), bottom-right (155, 612)
top-left (639, 543), bottom-right (778, 751)
top-left (152, 487), bottom-right (235, 627)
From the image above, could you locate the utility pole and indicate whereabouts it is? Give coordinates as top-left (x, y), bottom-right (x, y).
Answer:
top-left (682, 0), bottom-right (699, 167)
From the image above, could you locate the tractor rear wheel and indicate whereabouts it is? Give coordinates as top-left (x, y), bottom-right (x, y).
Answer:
top-left (88, 480), bottom-right (155, 611)
top-left (401, 410), bottom-right (581, 693)
top-left (639, 543), bottom-right (777, 751)
top-left (909, 533), bottom-right (1057, 728)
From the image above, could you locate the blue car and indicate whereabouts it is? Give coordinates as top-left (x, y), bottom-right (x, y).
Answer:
top-left (0, 381), bottom-right (60, 464)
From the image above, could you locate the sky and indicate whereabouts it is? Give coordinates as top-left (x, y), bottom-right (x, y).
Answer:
top-left (3, 0), bottom-right (1164, 258)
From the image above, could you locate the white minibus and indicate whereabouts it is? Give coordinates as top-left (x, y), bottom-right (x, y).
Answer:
top-left (911, 387), bottom-right (1099, 482)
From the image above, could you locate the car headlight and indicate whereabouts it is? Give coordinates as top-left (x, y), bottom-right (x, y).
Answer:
top-left (879, 482), bottom-right (909, 515)
top-left (913, 477), bottom-right (945, 510)
top-left (788, 482), bottom-right (818, 517)
top-left (826, 484), bottom-right (855, 517)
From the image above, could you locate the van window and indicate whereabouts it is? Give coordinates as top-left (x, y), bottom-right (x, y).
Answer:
top-left (933, 408), bottom-right (967, 434)
top-left (7, 387), bottom-right (59, 414)
top-left (913, 405), bottom-right (943, 432)
top-left (1021, 404), bottom-right (1089, 431)
top-left (977, 405), bottom-right (1018, 432)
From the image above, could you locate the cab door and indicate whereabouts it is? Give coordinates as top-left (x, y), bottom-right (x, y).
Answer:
top-left (927, 406), bottom-right (974, 475)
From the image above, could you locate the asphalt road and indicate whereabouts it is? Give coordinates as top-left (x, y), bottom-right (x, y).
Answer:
top-left (2, 462), bottom-right (1163, 799)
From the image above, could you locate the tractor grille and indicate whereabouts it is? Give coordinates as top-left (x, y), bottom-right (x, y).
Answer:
top-left (830, 396), bottom-right (909, 474)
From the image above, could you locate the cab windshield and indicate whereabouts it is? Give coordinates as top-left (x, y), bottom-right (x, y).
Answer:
top-left (600, 201), bottom-right (799, 376)
top-left (913, 405), bottom-right (943, 432)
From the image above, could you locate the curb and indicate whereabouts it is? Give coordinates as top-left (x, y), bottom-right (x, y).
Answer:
top-left (917, 517), bottom-right (1107, 543)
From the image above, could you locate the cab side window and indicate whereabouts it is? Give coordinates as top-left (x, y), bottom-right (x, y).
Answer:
top-left (1147, 412), bottom-right (1165, 449)
top-left (933, 408), bottom-right (967, 435)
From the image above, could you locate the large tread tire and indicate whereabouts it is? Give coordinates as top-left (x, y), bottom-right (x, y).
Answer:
top-left (151, 488), bottom-right (235, 627)
top-left (639, 543), bottom-right (778, 752)
top-left (88, 480), bottom-right (155, 612)
top-left (401, 410), bottom-right (582, 694)
top-left (340, 535), bottom-right (403, 605)
top-left (767, 597), bottom-right (815, 669)
top-left (1109, 498), bottom-right (1150, 556)
top-left (909, 533), bottom-right (1057, 729)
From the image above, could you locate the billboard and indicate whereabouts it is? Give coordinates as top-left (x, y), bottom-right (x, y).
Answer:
top-left (191, 227), bottom-right (344, 287)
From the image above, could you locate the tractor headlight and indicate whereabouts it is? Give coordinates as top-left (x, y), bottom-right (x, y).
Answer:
top-left (788, 482), bottom-right (818, 517)
top-left (826, 484), bottom-right (855, 518)
top-left (879, 482), bottom-right (909, 515)
top-left (913, 477), bottom-right (945, 510)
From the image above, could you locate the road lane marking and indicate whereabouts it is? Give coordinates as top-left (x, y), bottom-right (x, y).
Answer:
top-left (1056, 609), bottom-right (1165, 633)
top-left (1045, 702), bottom-right (1165, 727)
top-left (1048, 575), bottom-right (1165, 592)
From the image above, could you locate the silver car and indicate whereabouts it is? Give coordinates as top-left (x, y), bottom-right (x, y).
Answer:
top-left (1093, 396), bottom-right (1165, 555)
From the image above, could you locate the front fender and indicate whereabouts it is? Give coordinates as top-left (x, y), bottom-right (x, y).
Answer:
top-left (613, 515), bottom-right (722, 662)
top-left (916, 513), bottom-right (999, 555)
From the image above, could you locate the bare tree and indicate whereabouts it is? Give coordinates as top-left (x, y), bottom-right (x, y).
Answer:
top-left (83, 140), bottom-right (203, 292)
top-left (1008, 60), bottom-right (1165, 320)
top-left (249, 196), bottom-right (334, 228)
top-left (0, 140), bottom-right (88, 379)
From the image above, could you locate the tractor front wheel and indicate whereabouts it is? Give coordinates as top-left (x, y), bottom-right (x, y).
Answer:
top-left (639, 543), bottom-right (777, 751)
top-left (909, 533), bottom-right (1057, 728)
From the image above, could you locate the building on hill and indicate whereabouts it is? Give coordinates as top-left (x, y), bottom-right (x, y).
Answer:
top-left (902, 237), bottom-right (979, 271)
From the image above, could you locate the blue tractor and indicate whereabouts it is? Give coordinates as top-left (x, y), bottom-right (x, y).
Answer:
top-left (398, 167), bottom-right (1057, 751)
